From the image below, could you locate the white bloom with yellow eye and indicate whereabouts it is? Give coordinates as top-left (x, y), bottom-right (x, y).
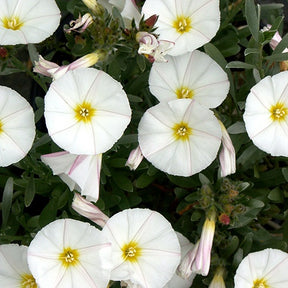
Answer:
top-left (0, 86), bottom-right (35, 167)
top-left (0, 0), bottom-right (60, 45)
top-left (44, 68), bottom-right (131, 155)
top-left (27, 218), bottom-right (112, 288)
top-left (102, 208), bottom-right (181, 288)
top-left (142, 0), bottom-right (220, 56)
top-left (0, 244), bottom-right (38, 288)
top-left (234, 248), bottom-right (288, 288)
top-left (138, 99), bottom-right (222, 177)
top-left (149, 50), bottom-right (229, 108)
top-left (244, 71), bottom-right (288, 156)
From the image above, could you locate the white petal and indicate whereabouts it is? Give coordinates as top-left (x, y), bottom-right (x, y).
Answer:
top-left (44, 68), bottom-right (131, 155)
top-left (0, 244), bottom-right (31, 286)
top-left (138, 99), bottom-right (221, 176)
top-left (142, 0), bottom-right (220, 55)
top-left (0, 0), bottom-right (60, 45)
top-left (28, 218), bottom-right (112, 288)
top-left (102, 208), bottom-right (181, 288)
top-left (0, 86), bottom-right (35, 167)
top-left (244, 71), bottom-right (288, 156)
top-left (235, 248), bottom-right (288, 288)
top-left (149, 50), bottom-right (229, 108)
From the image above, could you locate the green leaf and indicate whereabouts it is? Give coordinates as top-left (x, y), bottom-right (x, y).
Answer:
top-left (244, 48), bottom-right (260, 56)
top-left (112, 173), bottom-right (133, 192)
top-left (24, 177), bottom-right (35, 207)
top-left (273, 33), bottom-right (288, 54)
top-left (227, 121), bottom-right (246, 134)
top-left (39, 199), bottom-right (58, 227)
top-left (219, 236), bottom-right (239, 258)
top-left (245, 0), bottom-right (259, 41)
top-left (226, 61), bottom-right (255, 69)
top-left (265, 52), bottom-right (288, 62)
top-left (268, 187), bottom-right (284, 203)
top-left (1, 177), bottom-right (13, 228)
top-left (28, 44), bottom-right (39, 64)
top-left (135, 173), bottom-right (156, 189)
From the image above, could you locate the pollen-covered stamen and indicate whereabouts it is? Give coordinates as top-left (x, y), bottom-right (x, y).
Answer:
top-left (173, 122), bottom-right (192, 141)
top-left (2, 16), bottom-right (23, 30)
top-left (176, 87), bottom-right (194, 99)
top-left (173, 15), bottom-right (192, 34)
top-left (270, 102), bottom-right (288, 121)
top-left (121, 241), bottom-right (141, 262)
top-left (253, 278), bottom-right (269, 288)
top-left (21, 274), bottom-right (37, 288)
top-left (59, 247), bottom-right (79, 267)
top-left (74, 101), bottom-right (96, 123)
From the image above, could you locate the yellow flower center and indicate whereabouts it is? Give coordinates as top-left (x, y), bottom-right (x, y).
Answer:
top-left (0, 121), bottom-right (3, 134)
top-left (21, 274), bottom-right (37, 288)
top-left (74, 101), bottom-right (96, 123)
top-left (270, 102), bottom-right (288, 121)
top-left (121, 241), bottom-right (141, 262)
top-left (2, 16), bottom-right (23, 30)
top-left (253, 278), bottom-right (269, 288)
top-left (175, 87), bottom-right (194, 99)
top-left (173, 15), bottom-right (192, 34)
top-left (173, 121), bottom-right (192, 141)
top-left (59, 247), bottom-right (80, 268)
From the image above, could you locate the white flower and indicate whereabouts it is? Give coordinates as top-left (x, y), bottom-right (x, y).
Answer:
top-left (218, 120), bottom-right (236, 177)
top-left (72, 193), bottom-right (109, 227)
top-left (0, 244), bottom-right (38, 287)
top-left (0, 0), bottom-right (60, 45)
top-left (243, 71), bottom-right (288, 156)
top-left (101, 208), bottom-right (181, 288)
top-left (149, 50), bottom-right (229, 108)
top-left (34, 52), bottom-right (104, 80)
top-left (27, 218), bottom-right (112, 288)
top-left (234, 248), bottom-right (288, 288)
top-left (41, 151), bottom-right (102, 202)
top-left (142, 0), bottom-right (220, 56)
top-left (178, 214), bottom-right (216, 277)
top-left (138, 99), bottom-right (222, 177)
top-left (98, 0), bottom-right (141, 28)
top-left (125, 146), bottom-right (143, 170)
top-left (136, 32), bottom-right (175, 63)
top-left (44, 67), bottom-right (131, 155)
top-left (0, 86), bottom-right (35, 167)
top-left (165, 233), bottom-right (196, 288)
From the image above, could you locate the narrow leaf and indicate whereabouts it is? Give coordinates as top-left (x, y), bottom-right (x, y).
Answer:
top-left (2, 177), bottom-right (14, 228)
top-left (245, 0), bottom-right (259, 41)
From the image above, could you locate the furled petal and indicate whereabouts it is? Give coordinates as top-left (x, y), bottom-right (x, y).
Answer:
top-left (138, 99), bottom-right (222, 176)
top-left (243, 71), bottom-right (288, 156)
top-left (102, 208), bottom-right (181, 288)
top-left (218, 120), bottom-right (236, 177)
top-left (149, 50), bottom-right (229, 108)
top-left (125, 146), bottom-right (143, 170)
top-left (142, 0), bottom-right (220, 55)
top-left (0, 0), bottom-right (60, 45)
top-left (41, 151), bottom-right (102, 202)
top-left (72, 193), bottom-right (109, 227)
top-left (0, 244), bottom-right (37, 287)
top-left (234, 248), bottom-right (288, 288)
top-left (44, 68), bottom-right (131, 155)
top-left (27, 218), bottom-right (112, 288)
top-left (165, 233), bottom-right (196, 288)
top-left (0, 86), bottom-right (35, 167)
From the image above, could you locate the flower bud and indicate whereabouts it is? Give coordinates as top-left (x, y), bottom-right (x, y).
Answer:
top-left (218, 120), bottom-right (236, 177)
top-left (72, 193), bottom-right (109, 228)
top-left (125, 146), bottom-right (143, 170)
